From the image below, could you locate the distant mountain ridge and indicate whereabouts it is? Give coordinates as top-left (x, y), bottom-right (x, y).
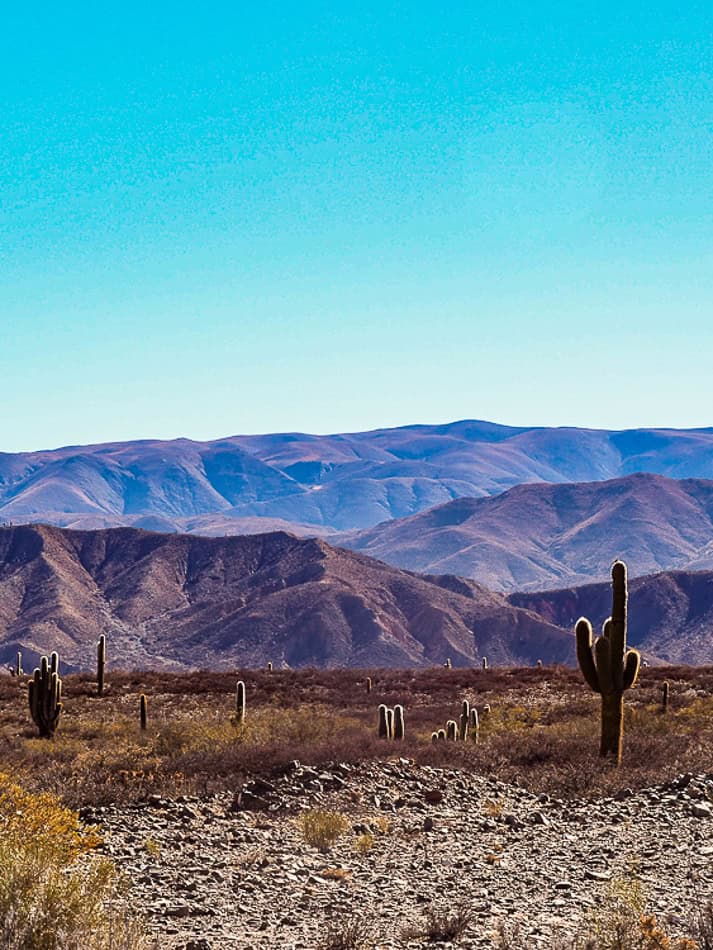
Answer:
top-left (338, 473), bottom-right (713, 591)
top-left (0, 524), bottom-right (575, 671)
top-left (4, 420), bottom-right (713, 534)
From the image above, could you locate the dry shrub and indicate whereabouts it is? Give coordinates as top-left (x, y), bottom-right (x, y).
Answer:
top-left (317, 913), bottom-right (375, 950)
top-left (401, 902), bottom-right (473, 943)
top-left (299, 809), bottom-right (349, 851)
top-left (0, 772), bottom-right (151, 950)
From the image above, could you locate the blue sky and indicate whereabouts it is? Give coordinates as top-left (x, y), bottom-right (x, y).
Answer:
top-left (1, 1), bottom-right (712, 451)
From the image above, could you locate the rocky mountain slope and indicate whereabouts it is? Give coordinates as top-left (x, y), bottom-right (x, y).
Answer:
top-left (338, 473), bottom-right (713, 591)
top-left (4, 420), bottom-right (713, 533)
top-left (0, 524), bottom-right (574, 672)
top-left (511, 567), bottom-right (713, 665)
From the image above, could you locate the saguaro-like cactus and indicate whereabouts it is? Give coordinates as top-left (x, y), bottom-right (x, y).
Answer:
top-left (437, 729), bottom-right (446, 741)
top-left (459, 700), bottom-right (470, 741)
top-left (28, 653), bottom-right (62, 738)
top-left (140, 693), bottom-right (148, 730)
top-left (366, 676), bottom-right (372, 694)
top-left (386, 707), bottom-right (395, 739)
top-left (393, 704), bottom-right (405, 740)
top-left (266, 661), bottom-right (273, 672)
top-left (662, 680), bottom-right (670, 713)
top-left (536, 659), bottom-right (543, 669)
top-left (575, 560), bottom-right (641, 765)
top-left (378, 704), bottom-right (389, 739)
top-left (444, 658), bottom-right (452, 669)
top-left (446, 719), bottom-right (457, 741)
top-left (15, 651), bottom-right (22, 677)
top-left (481, 656), bottom-right (488, 671)
top-left (236, 680), bottom-right (246, 724)
top-left (97, 635), bottom-right (106, 695)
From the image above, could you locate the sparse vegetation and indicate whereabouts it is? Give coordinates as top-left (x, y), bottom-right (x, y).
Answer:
top-left (299, 808), bottom-right (350, 851)
top-left (0, 772), bottom-right (150, 950)
top-left (2, 663), bottom-right (713, 807)
top-left (317, 913), bottom-right (376, 950)
top-left (401, 902), bottom-right (473, 943)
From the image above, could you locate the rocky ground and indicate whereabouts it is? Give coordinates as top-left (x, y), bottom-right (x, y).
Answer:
top-left (85, 760), bottom-right (713, 949)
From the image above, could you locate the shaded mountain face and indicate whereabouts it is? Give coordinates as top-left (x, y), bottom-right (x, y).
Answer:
top-left (4, 420), bottom-right (713, 533)
top-left (338, 473), bottom-right (713, 591)
top-left (510, 570), bottom-right (713, 665)
top-left (0, 524), bottom-right (575, 672)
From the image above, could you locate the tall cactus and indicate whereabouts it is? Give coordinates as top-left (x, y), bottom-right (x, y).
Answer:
top-left (15, 651), bottom-right (22, 677)
top-left (386, 707), bottom-right (395, 740)
top-left (366, 676), bottom-right (372, 694)
top-left (28, 652), bottom-right (62, 738)
top-left (139, 693), bottom-right (148, 730)
top-left (236, 680), bottom-right (246, 724)
top-left (446, 719), bottom-right (457, 741)
top-left (393, 704), bottom-right (405, 740)
top-left (481, 656), bottom-right (488, 671)
top-left (575, 560), bottom-right (641, 764)
top-left (662, 680), bottom-right (670, 713)
top-left (97, 635), bottom-right (106, 695)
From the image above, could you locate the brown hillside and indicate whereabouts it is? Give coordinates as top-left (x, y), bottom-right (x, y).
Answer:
top-left (0, 524), bottom-right (574, 672)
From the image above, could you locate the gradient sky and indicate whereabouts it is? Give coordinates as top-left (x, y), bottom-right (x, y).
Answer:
top-left (2, 2), bottom-right (713, 452)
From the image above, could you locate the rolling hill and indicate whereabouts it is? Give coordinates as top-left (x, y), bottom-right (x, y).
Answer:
top-left (4, 420), bottom-right (713, 534)
top-left (337, 473), bottom-right (713, 591)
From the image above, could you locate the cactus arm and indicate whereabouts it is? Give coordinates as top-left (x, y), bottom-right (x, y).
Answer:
top-left (622, 649), bottom-right (641, 690)
top-left (575, 619), bottom-right (600, 693)
top-left (594, 636), bottom-right (613, 694)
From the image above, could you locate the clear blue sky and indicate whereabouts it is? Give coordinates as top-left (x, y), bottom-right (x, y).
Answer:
top-left (2, 1), bottom-right (712, 451)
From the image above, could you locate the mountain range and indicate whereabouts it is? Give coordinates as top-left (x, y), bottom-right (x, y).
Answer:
top-left (4, 420), bottom-right (713, 535)
top-left (338, 473), bottom-right (713, 591)
top-left (3, 523), bottom-right (713, 669)
top-left (0, 524), bottom-right (575, 672)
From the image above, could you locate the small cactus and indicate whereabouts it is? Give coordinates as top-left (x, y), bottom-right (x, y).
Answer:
top-left (444, 658), bottom-right (452, 669)
top-left (662, 680), bottom-right (670, 713)
top-left (469, 707), bottom-right (480, 743)
top-left (266, 661), bottom-right (273, 672)
top-left (236, 680), bottom-right (246, 724)
top-left (393, 704), bottom-right (405, 740)
top-left (28, 652), bottom-right (62, 738)
top-left (482, 656), bottom-right (488, 671)
top-left (139, 693), bottom-right (148, 730)
top-left (97, 635), bottom-right (106, 695)
top-left (446, 719), bottom-right (457, 741)
top-left (386, 707), bottom-right (395, 739)
top-left (482, 703), bottom-right (491, 717)
top-left (378, 704), bottom-right (389, 739)
top-left (15, 651), bottom-right (22, 677)
top-left (366, 676), bottom-right (372, 694)
top-left (437, 729), bottom-right (447, 741)
top-left (459, 700), bottom-right (470, 741)
top-left (431, 731), bottom-right (439, 743)
top-left (536, 659), bottom-right (543, 669)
